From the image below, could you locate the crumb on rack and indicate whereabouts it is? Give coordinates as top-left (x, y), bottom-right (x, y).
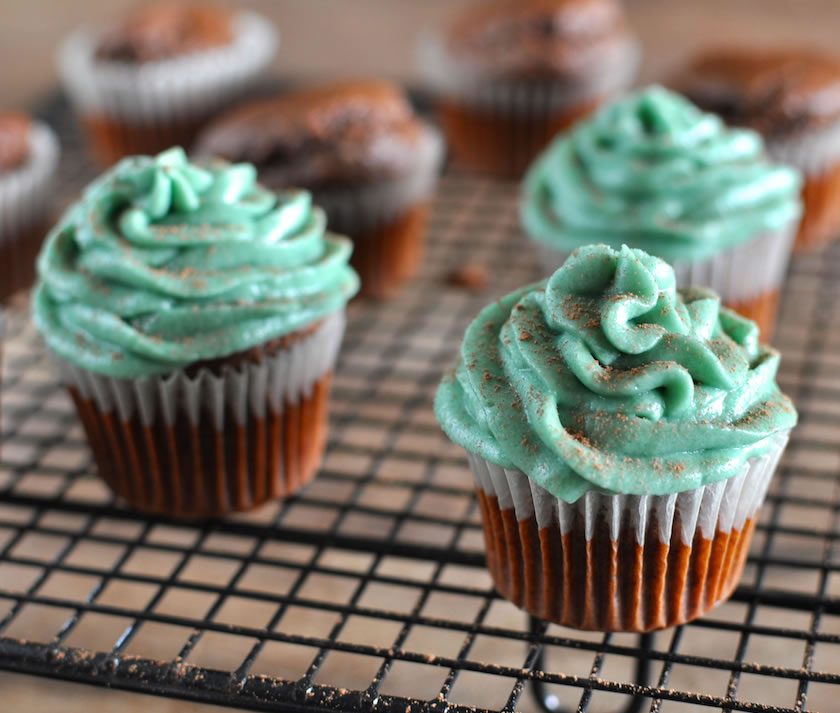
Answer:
top-left (446, 264), bottom-right (489, 291)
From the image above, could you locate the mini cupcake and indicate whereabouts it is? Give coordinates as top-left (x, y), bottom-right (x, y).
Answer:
top-left (0, 112), bottom-right (60, 301)
top-left (58, 2), bottom-right (277, 166)
top-left (522, 86), bottom-right (802, 338)
top-left (418, 0), bottom-right (640, 177)
top-left (195, 80), bottom-right (443, 299)
top-left (32, 148), bottom-right (359, 518)
top-left (672, 48), bottom-right (840, 253)
top-left (436, 244), bottom-right (796, 631)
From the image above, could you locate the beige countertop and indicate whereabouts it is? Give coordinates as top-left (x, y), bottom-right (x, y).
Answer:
top-left (3, 0), bottom-right (840, 109)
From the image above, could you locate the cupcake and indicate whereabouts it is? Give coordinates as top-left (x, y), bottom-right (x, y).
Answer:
top-left (58, 2), bottom-right (277, 167)
top-left (522, 86), bottom-right (802, 338)
top-left (195, 80), bottom-right (444, 299)
top-left (418, 0), bottom-right (640, 177)
top-left (32, 148), bottom-right (359, 518)
top-left (435, 244), bottom-right (796, 631)
top-left (672, 48), bottom-right (840, 253)
top-left (0, 112), bottom-right (60, 301)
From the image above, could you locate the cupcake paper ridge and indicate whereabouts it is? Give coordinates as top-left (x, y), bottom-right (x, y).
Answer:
top-left (33, 147), bottom-right (359, 378)
top-left (435, 243), bottom-right (797, 502)
top-left (522, 86), bottom-right (803, 261)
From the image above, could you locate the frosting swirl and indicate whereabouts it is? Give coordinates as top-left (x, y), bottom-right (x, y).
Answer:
top-left (33, 148), bottom-right (359, 378)
top-left (522, 86), bottom-right (802, 261)
top-left (435, 244), bottom-right (796, 502)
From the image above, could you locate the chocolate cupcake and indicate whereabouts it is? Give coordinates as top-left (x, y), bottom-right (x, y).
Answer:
top-left (32, 148), bottom-right (359, 518)
top-left (195, 80), bottom-right (443, 299)
top-left (58, 2), bottom-right (277, 166)
top-left (435, 244), bottom-right (796, 631)
top-left (522, 86), bottom-right (802, 338)
top-left (672, 47), bottom-right (840, 252)
top-left (418, 0), bottom-right (639, 177)
top-left (0, 112), bottom-right (60, 301)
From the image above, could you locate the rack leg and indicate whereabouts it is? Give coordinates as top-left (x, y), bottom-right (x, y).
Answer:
top-left (528, 616), bottom-right (654, 713)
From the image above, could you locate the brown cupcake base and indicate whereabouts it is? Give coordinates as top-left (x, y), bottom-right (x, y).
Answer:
top-left (477, 490), bottom-right (755, 632)
top-left (437, 98), bottom-right (599, 179)
top-left (348, 203), bottom-right (430, 300)
top-left (69, 373), bottom-right (332, 519)
top-left (794, 162), bottom-right (840, 252)
top-left (727, 289), bottom-right (780, 342)
top-left (0, 217), bottom-right (49, 302)
top-left (81, 113), bottom-right (214, 167)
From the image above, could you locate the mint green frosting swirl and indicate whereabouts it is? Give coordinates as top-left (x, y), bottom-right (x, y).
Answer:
top-left (435, 244), bottom-right (796, 502)
top-left (522, 86), bottom-right (802, 261)
top-left (33, 148), bottom-right (359, 378)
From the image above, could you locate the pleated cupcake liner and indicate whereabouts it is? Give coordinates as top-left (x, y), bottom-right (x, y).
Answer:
top-left (776, 125), bottom-right (840, 251)
top-left (78, 115), bottom-right (215, 168)
top-left (58, 11), bottom-right (277, 164)
top-left (466, 433), bottom-right (789, 631)
top-left (417, 31), bottom-right (639, 176)
top-left (314, 123), bottom-right (443, 229)
top-left (767, 119), bottom-right (840, 176)
top-left (314, 123), bottom-right (443, 298)
top-left (436, 97), bottom-right (601, 178)
top-left (792, 164), bottom-right (840, 252)
top-left (767, 121), bottom-right (840, 252)
top-left (0, 123), bottom-right (60, 300)
top-left (417, 31), bottom-right (641, 113)
top-left (535, 224), bottom-right (796, 335)
top-left (54, 312), bottom-right (345, 518)
top-left (340, 203), bottom-right (431, 300)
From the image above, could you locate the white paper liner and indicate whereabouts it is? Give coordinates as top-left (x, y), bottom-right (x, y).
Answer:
top-left (0, 122), bottom-right (60, 246)
top-left (467, 432), bottom-right (788, 546)
top-left (52, 311), bottom-right (345, 429)
top-left (312, 123), bottom-right (445, 234)
top-left (58, 11), bottom-right (277, 124)
top-left (767, 118), bottom-right (840, 177)
top-left (417, 30), bottom-right (640, 113)
top-left (535, 224), bottom-right (796, 304)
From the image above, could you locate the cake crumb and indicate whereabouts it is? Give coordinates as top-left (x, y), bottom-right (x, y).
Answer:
top-left (446, 264), bottom-right (488, 292)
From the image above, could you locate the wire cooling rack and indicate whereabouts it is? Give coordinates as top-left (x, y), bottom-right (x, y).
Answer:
top-left (1, 96), bottom-right (839, 713)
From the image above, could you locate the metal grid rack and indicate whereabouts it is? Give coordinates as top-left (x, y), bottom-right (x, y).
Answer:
top-left (0, 97), bottom-right (839, 713)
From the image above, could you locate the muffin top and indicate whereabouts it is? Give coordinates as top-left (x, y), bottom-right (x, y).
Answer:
top-left (195, 80), bottom-right (431, 190)
top-left (33, 148), bottom-right (359, 378)
top-left (435, 244), bottom-right (796, 502)
top-left (445, 0), bottom-right (635, 81)
top-left (672, 47), bottom-right (840, 139)
top-left (95, 2), bottom-right (234, 63)
top-left (0, 113), bottom-right (31, 173)
top-left (522, 86), bottom-right (802, 260)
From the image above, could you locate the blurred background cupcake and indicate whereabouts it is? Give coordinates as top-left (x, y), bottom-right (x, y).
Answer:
top-left (418, 0), bottom-right (640, 178)
top-left (0, 111), bottom-right (59, 302)
top-left (196, 80), bottom-right (443, 299)
top-left (32, 148), bottom-right (359, 518)
top-left (58, 1), bottom-right (277, 167)
top-left (521, 86), bottom-right (802, 338)
top-left (672, 47), bottom-right (840, 254)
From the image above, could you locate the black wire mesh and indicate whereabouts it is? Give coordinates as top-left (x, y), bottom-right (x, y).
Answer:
top-left (0, 96), bottom-right (839, 713)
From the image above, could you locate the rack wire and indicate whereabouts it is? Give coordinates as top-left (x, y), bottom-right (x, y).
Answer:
top-left (0, 96), bottom-right (839, 713)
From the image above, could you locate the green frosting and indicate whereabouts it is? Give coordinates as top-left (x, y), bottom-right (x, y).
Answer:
top-left (522, 86), bottom-right (802, 261)
top-left (435, 244), bottom-right (796, 502)
top-left (33, 148), bottom-right (359, 378)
